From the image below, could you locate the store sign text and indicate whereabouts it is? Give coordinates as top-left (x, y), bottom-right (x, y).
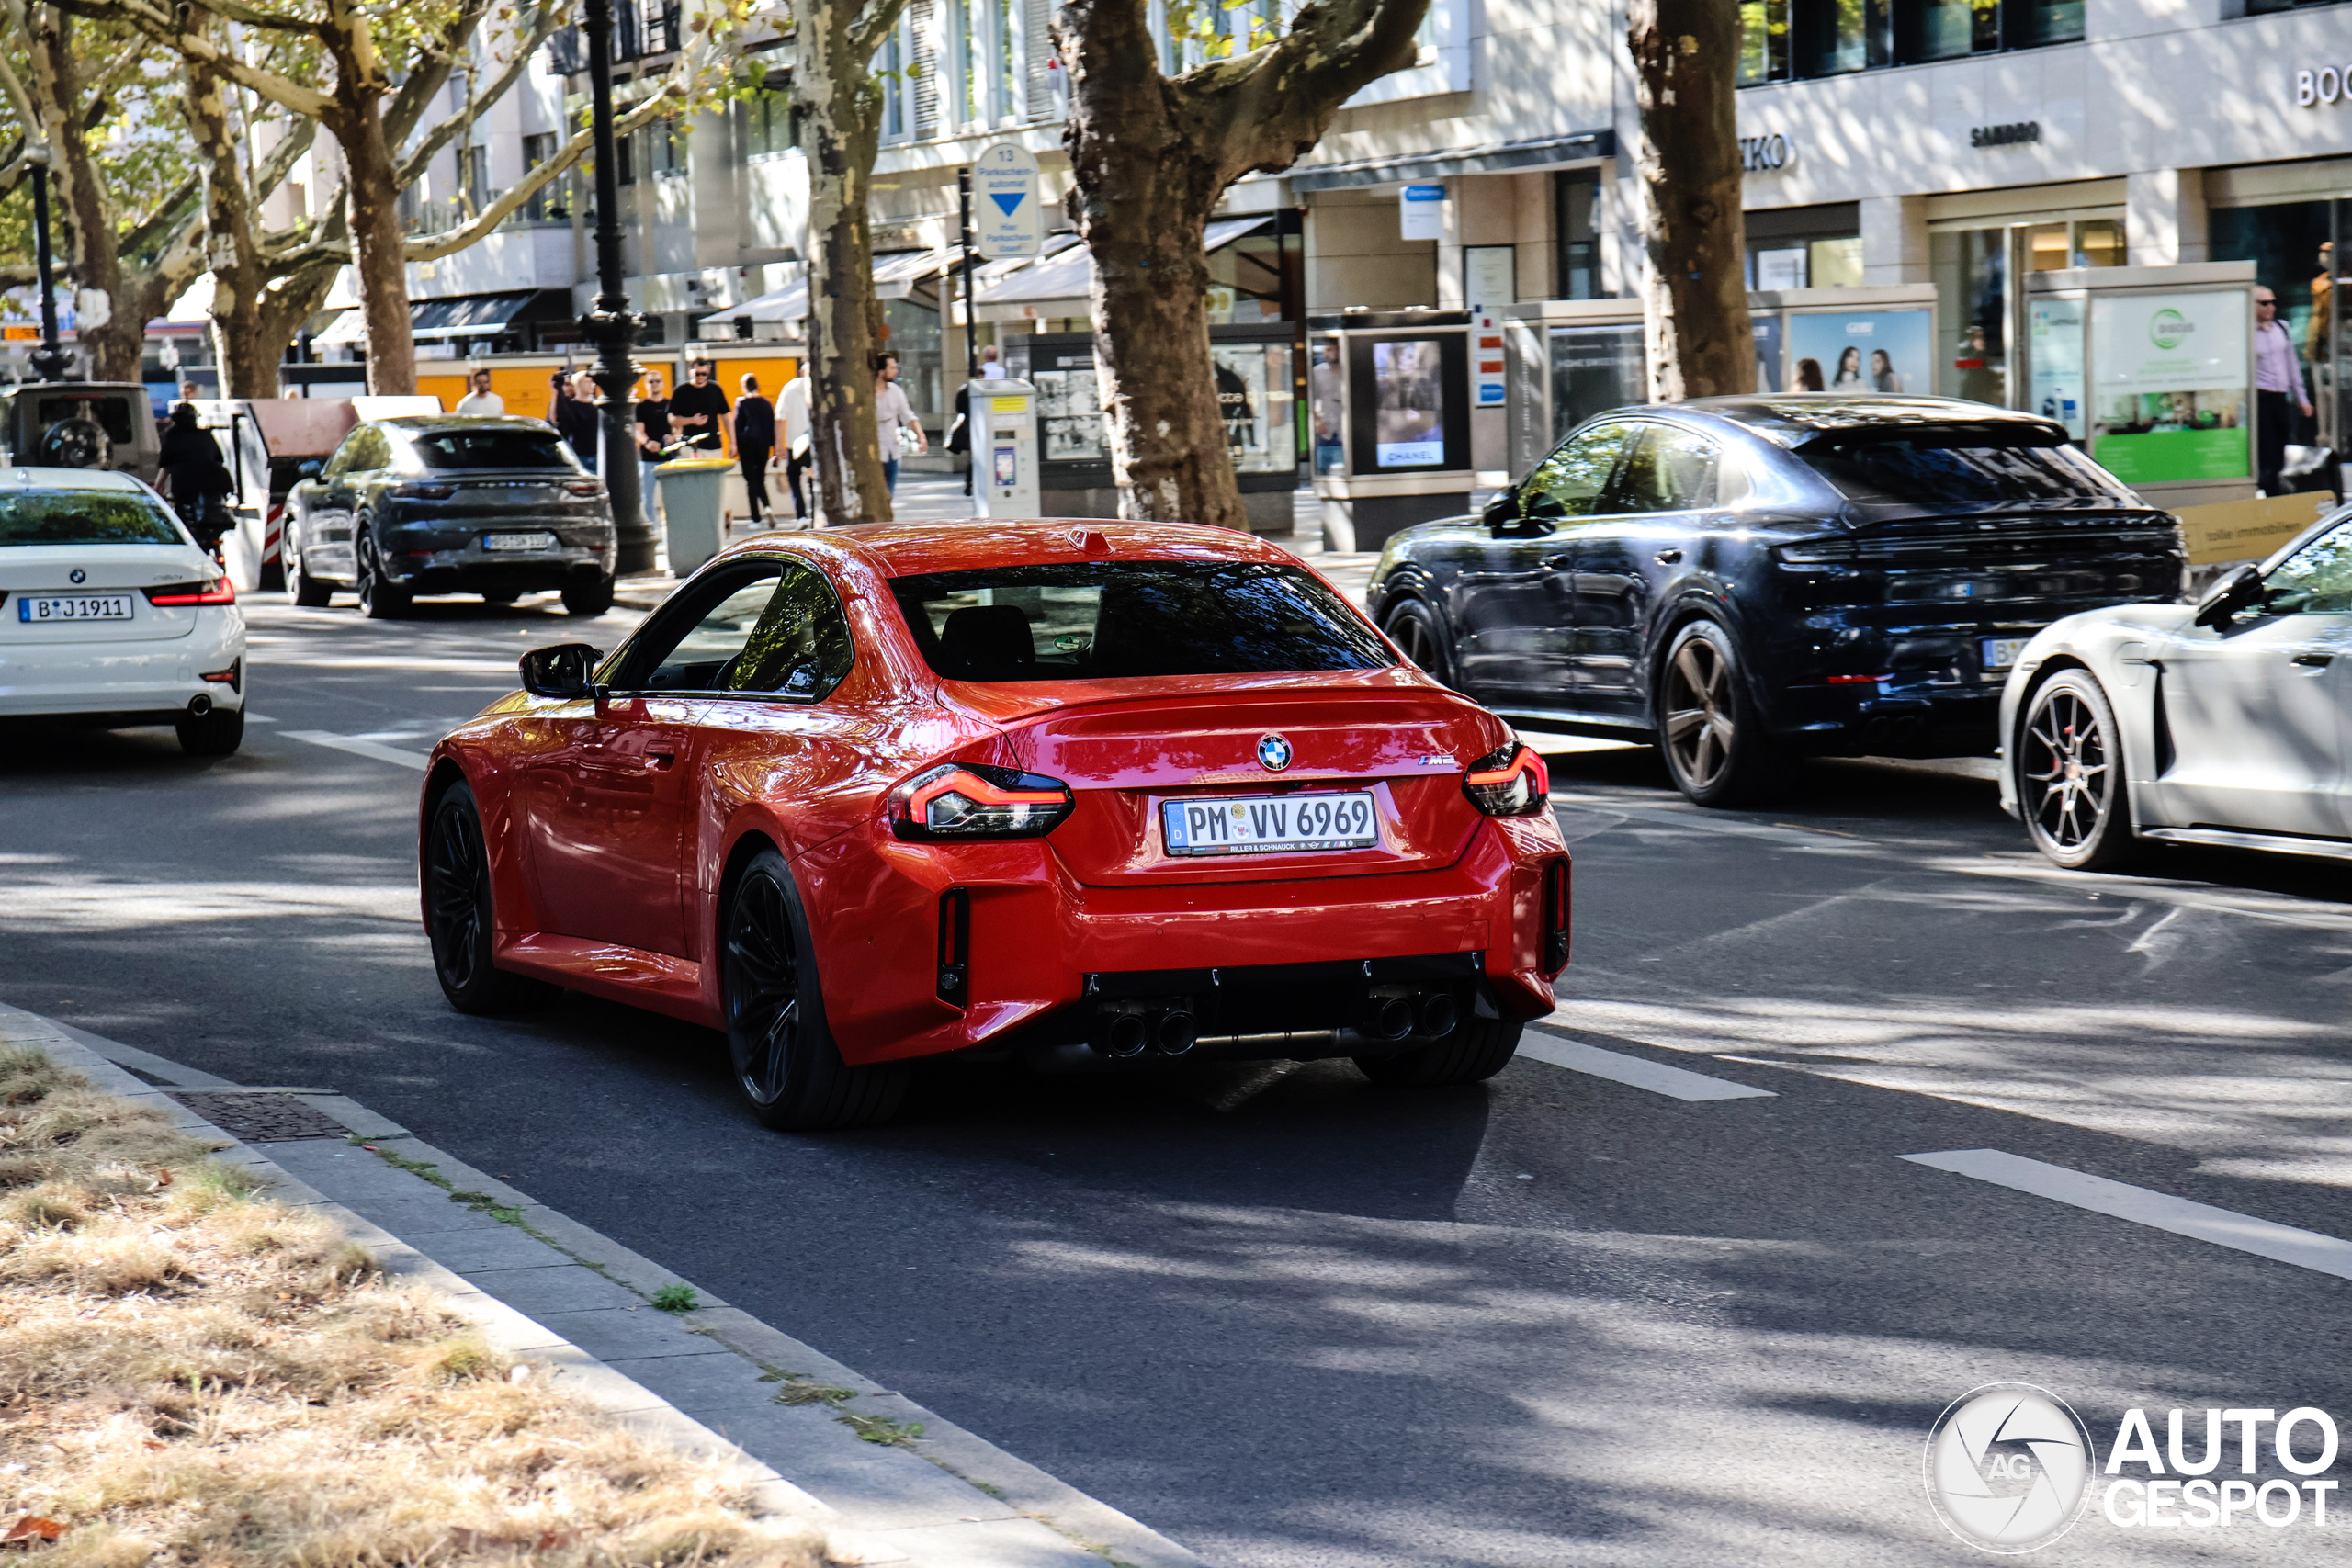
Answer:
top-left (1739, 133), bottom-right (1794, 173)
top-left (2298, 67), bottom-right (2352, 107)
top-left (1970, 121), bottom-right (2042, 148)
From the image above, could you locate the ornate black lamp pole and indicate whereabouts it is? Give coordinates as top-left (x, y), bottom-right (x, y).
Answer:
top-left (25, 145), bottom-right (72, 382)
top-left (577, 0), bottom-right (656, 574)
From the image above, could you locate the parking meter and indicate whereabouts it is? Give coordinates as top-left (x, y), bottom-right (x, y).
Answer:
top-left (968, 378), bottom-right (1040, 519)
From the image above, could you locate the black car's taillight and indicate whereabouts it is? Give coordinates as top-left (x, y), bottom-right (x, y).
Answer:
top-left (1540, 857), bottom-right (1570, 974)
top-left (391, 481), bottom-right (457, 500)
top-left (564, 479), bottom-right (605, 497)
top-left (144, 577), bottom-right (235, 605)
top-left (1463, 744), bottom-right (1549, 817)
top-left (890, 762), bottom-right (1075, 840)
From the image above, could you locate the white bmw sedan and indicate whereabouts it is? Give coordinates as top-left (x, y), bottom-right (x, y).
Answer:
top-left (1999, 502), bottom-right (2352, 870)
top-left (0, 467), bottom-right (247, 755)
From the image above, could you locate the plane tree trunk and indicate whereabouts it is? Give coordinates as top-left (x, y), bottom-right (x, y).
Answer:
top-left (1631, 0), bottom-right (1753, 401)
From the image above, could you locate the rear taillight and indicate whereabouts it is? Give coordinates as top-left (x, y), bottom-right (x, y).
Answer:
top-left (1463, 744), bottom-right (1548, 817)
top-left (565, 479), bottom-right (604, 497)
top-left (145, 577), bottom-right (235, 605)
top-left (1540, 857), bottom-right (1570, 974)
top-left (392, 482), bottom-right (456, 500)
top-left (890, 762), bottom-right (1075, 840)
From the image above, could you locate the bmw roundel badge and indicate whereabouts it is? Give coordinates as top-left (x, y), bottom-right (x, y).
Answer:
top-left (1257, 733), bottom-right (1293, 773)
top-left (69, 568), bottom-right (85, 583)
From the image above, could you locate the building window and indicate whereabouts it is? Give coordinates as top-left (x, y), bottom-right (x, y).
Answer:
top-left (994, 0), bottom-right (1018, 120)
top-left (1743, 0), bottom-right (2082, 85)
top-left (883, 31), bottom-right (906, 138)
top-left (1739, 0), bottom-right (1790, 85)
top-left (951, 0), bottom-right (978, 125)
top-left (745, 85), bottom-right (791, 157)
top-left (1797, 0), bottom-right (1890, 74)
top-left (1555, 170), bottom-right (1602, 300)
top-left (522, 132), bottom-right (565, 221)
top-left (461, 145), bottom-right (491, 214)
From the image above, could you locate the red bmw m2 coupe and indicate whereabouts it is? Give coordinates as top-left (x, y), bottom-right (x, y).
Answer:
top-left (419, 522), bottom-right (1569, 1129)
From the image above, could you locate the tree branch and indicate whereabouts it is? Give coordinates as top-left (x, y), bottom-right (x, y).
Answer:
top-left (49, 0), bottom-right (334, 117)
top-left (1185, 0), bottom-right (1428, 180)
top-left (118, 173), bottom-right (199, 259)
top-left (401, 82), bottom-right (679, 262)
top-left (394, 0), bottom-right (568, 186)
top-left (849, 0), bottom-right (912, 68)
top-left (382, 0), bottom-right (494, 149)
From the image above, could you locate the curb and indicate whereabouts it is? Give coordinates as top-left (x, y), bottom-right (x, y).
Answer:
top-left (0, 1002), bottom-right (1208, 1568)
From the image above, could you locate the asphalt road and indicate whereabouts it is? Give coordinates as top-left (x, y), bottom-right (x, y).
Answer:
top-left (7, 587), bottom-right (2352, 1567)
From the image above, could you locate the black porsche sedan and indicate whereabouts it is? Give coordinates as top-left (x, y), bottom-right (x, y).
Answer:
top-left (281, 416), bottom-right (616, 618)
top-left (1367, 395), bottom-right (2185, 806)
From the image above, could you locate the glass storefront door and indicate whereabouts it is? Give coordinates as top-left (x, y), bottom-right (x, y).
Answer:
top-left (2211, 199), bottom-right (2345, 460)
top-left (1934, 215), bottom-right (2129, 410)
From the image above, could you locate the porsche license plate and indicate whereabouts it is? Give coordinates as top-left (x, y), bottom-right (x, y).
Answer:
top-left (17, 593), bottom-right (132, 622)
top-left (1982, 637), bottom-right (2031, 673)
top-left (1162, 792), bottom-right (1379, 856)
top-left (482, 531), bottom-right (559, 552)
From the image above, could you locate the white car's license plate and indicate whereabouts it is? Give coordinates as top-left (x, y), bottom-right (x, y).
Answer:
top-left (482, 531), bottom-right (559, 552)
top-left (1982, 637), bottom-right (2031, 673)
top-left (1162, 792), bottom-right (1380, 856)
top-left (17, 593), bottom-right (133, 623)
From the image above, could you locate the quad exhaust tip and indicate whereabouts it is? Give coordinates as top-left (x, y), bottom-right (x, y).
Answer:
top-left (1155, 1009), bottom-right (1198, 1057)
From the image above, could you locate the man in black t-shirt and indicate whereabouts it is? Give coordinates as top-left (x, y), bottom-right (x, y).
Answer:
top-left (636, 368), bottom-right (672, 522)
top-left (669, 359), bottom-right (731, 454)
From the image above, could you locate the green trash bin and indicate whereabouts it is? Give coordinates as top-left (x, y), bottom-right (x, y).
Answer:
top-left (655, 456), bottom-right (735, 576)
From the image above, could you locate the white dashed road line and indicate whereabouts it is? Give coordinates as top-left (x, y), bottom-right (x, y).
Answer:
top-left (283, 730), bottom-right (432, 772)
top-left (1521, 1028), bottom-right (1778, 1101)
top-left (1903, 1148), bottom-right (2352, 1283)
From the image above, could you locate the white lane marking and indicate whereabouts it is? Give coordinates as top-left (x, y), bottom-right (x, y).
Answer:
top-left (245, 713), bottom-right (279, 723)
top-left (284, 729), bottom-right (431, 772)
top-left (1902, 1148), bottom-right (2352, 1282)
top-left (1520, 1029), bottom-right (1778, 1101)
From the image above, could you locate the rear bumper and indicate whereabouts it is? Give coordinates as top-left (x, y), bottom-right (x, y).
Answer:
top-left (1772, 680), bottom-right (2001, 758)
top-left (798, 815), bottom-right (1569, 1066)
top-left (0, 612), bottom-right (245, 719)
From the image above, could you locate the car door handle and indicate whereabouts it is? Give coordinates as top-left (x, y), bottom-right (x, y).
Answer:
top-left (646, 750), bottom-right (676, 770)
top-left (1655, 548), bottom-right (1683, 565)
top-left (1541, 554), bottom-right (1576, 570)
top-left (2291, 651), bottom-right (2335, 668)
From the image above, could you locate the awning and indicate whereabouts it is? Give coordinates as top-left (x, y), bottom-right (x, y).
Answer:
top-left (702, 248), bottom-right (967, 329)
top-left (310, 307), bottom-right (365, 347)
top-left (974, 219), bottom-right (1272, 316)
top-left (1288, 130), bottom-right (1615, 193)
top-left (410, 290), bottom-right (546, 341)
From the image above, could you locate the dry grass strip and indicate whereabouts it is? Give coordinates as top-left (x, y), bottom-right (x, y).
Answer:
top-left (0, 1046), bottom-right (834, 1567)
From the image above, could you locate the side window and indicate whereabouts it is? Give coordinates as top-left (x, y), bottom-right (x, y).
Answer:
top-left (2262, 524), bottom-right (2352, 615)
top-left (322, 428), bottom-right (370, 479)
top-left (1522, 423), bottom-right (1636, 522)
top-left (1612, 424), bottom-right (1719, 513)
top-left (625, 562), bottom-right (855, 699)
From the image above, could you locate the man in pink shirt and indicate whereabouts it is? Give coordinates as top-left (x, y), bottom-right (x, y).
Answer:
top-left (2255, 285), bottom-right (2313, 497)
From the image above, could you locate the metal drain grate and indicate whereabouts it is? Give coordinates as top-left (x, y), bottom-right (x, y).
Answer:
top-left (169, 1091), bottom-right (349, 1143)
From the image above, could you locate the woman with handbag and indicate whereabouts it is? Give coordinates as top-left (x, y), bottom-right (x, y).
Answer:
top-left (875, 353), bottom-right (926, 496)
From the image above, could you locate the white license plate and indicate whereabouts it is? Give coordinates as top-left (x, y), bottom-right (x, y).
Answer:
top-left (1162, 792), bottom-right (1380, 856)
top-left (482, 531), bottom-right (559, 552)
top-left (1983, 637), bottom-right (2031, 672)
top-left (17, 593), bottom-right (133, 623)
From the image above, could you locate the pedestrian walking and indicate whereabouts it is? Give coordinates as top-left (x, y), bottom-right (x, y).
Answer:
top-left (637, 369), bottom-right (672, 525)
top-left (733, 373), bottom-right (776, 527)
top-left (550, 370), bottom-right (601, 473)
top-left (669, 359), bottom-right (731, 454)
top-left (1310, 340), bottom-right (1344, 473)
top-left (779, 372), bottom-right (813, 522)
top-left (454, 368), bottom-right (504, 415)
top-left (2255, 284), bottom-right (2314, 496)
top-left (875, 353), bottom-right (925, 497)
top-left (977, 344), bottom-right (1005, 380)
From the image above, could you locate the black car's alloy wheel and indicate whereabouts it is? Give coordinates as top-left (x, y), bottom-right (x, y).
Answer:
top-left (721, 849), bottom-right (908, 1131)
top-left (356, 528), bottom-right (410, 620)
top-left (285, 525), bottom-right (331, 607)
top-left (1656, 620), bottom-right (1793, 808)
top-left (1382, 598), bottom-right (1455, 686)
top-left (2019, 670), bottom-right (2136, 871)
top-left (425, 784), bottom-right (553, 1014)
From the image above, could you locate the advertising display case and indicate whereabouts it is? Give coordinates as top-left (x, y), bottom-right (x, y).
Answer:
top-left (2026, 262), bottom-right (2257, 510)
top-left (1311, 309), bottom-right (1475, 553)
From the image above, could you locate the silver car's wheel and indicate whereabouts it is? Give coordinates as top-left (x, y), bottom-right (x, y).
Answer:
top-left (2018, 669), bottom-right (2136, 871)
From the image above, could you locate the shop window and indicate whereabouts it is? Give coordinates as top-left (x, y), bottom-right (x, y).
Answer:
top-left (1555, 170), bottom-right (1603, 300)
top-left (2027, 219), bottom-right (2125, 272)
top-left (1739, 0), bottom-right (1791, 85)
top-left (1810, 236), bottom-right (1864, 287)
top-left (743, 85), bottom-right (791, 157)
top-left (1797, 0), bottom-right (1890, 74)
top-left (2009, 0), bottom-right (2084, 44)
top-left (1931, 229), bottom-right (2008, 406)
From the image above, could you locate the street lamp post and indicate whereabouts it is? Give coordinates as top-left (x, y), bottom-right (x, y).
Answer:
top-left (577, 0), bottom-right (657, 575)
top-left (25, 146), bottom-right (71, 383)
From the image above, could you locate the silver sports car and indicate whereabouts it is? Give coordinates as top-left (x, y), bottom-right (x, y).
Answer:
top-left (2000, 502), bottom-right (2352, 869)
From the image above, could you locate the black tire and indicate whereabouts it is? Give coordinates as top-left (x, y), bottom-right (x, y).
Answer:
top-left (175, 706), bottom-right (244, 757)
top-left (424, 783), bottom-right (557, 1014)
top-left (1382, 596), bottom-right (1456, 686)
top-left (356, 526), bottom-right (410, 620)
top-left (1355, 1018), bottom-right (1522, 1087)
top-left (2017, 668), bottom-right (2138, 871)
top-left (1654, 619), bottom-right (1795, 808)
top-left (721, 848), bottom-right (908, 1131)
top-left (286, 525), bottom-right (332, 607)
top-left (481, 590), bottom-right (521, 606)
top-left (562, 577), bottom-right (616, 617)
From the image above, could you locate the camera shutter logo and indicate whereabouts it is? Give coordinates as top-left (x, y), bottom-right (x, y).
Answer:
top-left (1924, 1382), bottom-right (2095, 1553)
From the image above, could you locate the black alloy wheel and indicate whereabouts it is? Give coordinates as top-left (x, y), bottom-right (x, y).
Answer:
top-left (1382, 597), bottom-right (1456, 685)
top-left (721, 848), bottom-right (909, 1131)
top-left (356, 526), bottom-right (410, 620)
top-left (1656, 620), bottom-right (1792, 807)
top-left (1355, 1018), bottom-right (1523, 1087)
top-left (425, 783), bottom-right (554, 1014)
top-left (2018, 669), bottom-right (2136, 871)
top-left (285, 525), bottom-right (331, 607)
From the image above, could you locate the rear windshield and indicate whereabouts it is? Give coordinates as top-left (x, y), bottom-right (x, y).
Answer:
top-left (405, 429), bottom-right (574, 470)
top-left (1799, 432), bottom-right (2134, 508)
top-left (889, 560), bottom-right (1391, 682)
top-left (0, 492), bottom-right (183, 547)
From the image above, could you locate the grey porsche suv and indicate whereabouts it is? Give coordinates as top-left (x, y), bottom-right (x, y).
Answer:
top-left (282, 416), bottom-right (616, 618)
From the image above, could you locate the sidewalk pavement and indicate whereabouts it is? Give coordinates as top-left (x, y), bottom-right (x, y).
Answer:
top-left (0, 1000), bottom-right (1206, 1568)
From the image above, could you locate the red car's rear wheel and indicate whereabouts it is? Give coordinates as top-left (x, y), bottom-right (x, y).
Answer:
top-left (722, 848), bottom-right (909, 1130)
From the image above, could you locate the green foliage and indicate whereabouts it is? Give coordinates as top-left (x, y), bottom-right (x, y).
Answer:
top-left (650, 1283), bottom-right (700, 1313)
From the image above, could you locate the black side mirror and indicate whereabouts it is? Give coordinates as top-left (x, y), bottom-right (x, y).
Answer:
top-left (2192, 564), bottom-right (2266, 630)
top-left (296, 459), bottom-right (322, 480)
top-left (1482, 491), bottom-right (1519, 532)
top-left (520, 642), bottom-right (602, 699)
